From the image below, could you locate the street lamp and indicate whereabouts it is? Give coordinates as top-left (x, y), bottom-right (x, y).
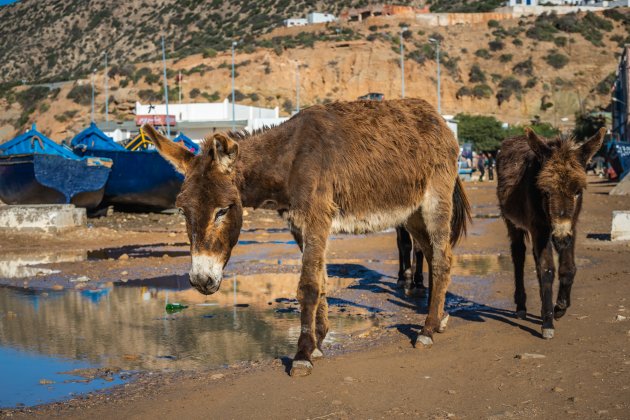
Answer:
top-left (231, 40), bottom-right (238, 131)
top-left (400, 26), bottom-right (408, 99)
top-left (91, 69), bottom-right (96, 123)
top-left (295, 61), bottom-right (300, 114)
top-left (429, 37), bottom-right (441, 115)
top-left (104, 52), bottom-right (109, 124)
top-left (161, 36), bottom-right (171, 138)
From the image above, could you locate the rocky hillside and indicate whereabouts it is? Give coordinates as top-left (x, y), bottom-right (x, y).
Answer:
top-left (1, 7), bottom-right (628, 141)
top-left (0, 0), bottom-right (423, 84)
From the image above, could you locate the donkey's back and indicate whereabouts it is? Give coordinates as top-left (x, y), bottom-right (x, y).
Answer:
top-left (284, 99), bottom-right (460, 232)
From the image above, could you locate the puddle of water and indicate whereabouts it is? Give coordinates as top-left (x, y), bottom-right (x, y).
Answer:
top-left (0, 251), bottom-right (86, 279)
top-left (0, 347), bottom-right (125, 408)
top-left (0, 274), bottom-right (373, 408)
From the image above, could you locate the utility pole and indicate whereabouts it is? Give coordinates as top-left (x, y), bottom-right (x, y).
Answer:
top-left (178, 70), bottom-right (182, 105)
top-left (429, 38), bottom-right (441, 115)
top-left (161, 35), bottom-right (171, 138)
top-left (91, 70), bottom-right (95, 123)
top-left (296, 61), bottom-right (300, 113)
top-left (104, 52), bottom-right (109, 124)
top-left (400, 27), bottom-right (408, 99)
top-left (231, 40), bottom-right (237, 130)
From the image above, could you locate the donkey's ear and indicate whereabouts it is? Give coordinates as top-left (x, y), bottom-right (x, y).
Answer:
top-left (525, 127), bottom-right (552, 160)
top-left (142, 124), bottom-right (194, 174)
top-left (210, 132), bottom-right (239, 173)
top-left (578, 127), bottom-right (606, 166)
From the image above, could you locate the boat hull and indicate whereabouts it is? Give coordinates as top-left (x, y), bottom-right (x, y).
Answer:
top-left (77, 150), bottom-right (183, 210)
top-left (0, 154), bottom-right (110, 209)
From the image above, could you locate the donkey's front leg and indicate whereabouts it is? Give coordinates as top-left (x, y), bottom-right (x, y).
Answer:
top-left (290, 224), bottom-right (329, 377)
top-left (313, 278), bottom-right (329, 359)
top-left (554, 240), bottom-right (576, 320)
top-left (533, 232), bottom-right (556, 339)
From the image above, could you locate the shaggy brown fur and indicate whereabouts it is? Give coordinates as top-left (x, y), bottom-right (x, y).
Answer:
top-left (143, 98), bottom-right (471, 376)
top-left (497, 128), bottom-right (605, 339)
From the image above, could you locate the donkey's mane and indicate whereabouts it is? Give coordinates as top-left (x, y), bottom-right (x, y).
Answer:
top-left (199, 125), bottom-right (278, 156)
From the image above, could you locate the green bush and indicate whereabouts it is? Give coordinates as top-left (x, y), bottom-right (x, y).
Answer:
top-left (189, 88), bottom-right (200, 98)
top-left (499, 54), bottom-right (513, 63)
top-left (545, 51), bottom-right (569, 69)
top-left (487, 19), bottom-right (500, 28)
top-left (455, 113), bottom-right (504, 151)
top-left (553, 36), bottom-right (568, 47)
top-left (16, 86), bottom-right (50, 109)
top-left (137, 89), bottom-right (161, 102)
top-left (66, 84), bottom-right (92, 106)
top-left (472, 84), bottom-right (493, 99)
top-left (512, 38), bottom-right (523, 46)
top-left (488, 39), bottom-right (504, 51)
top-left (469, 64), bottom-right (486, 83)
top-left (475, 49), bottom-right (492, 59)
top-left (496, 76), bottom-right (522, 105)
top-left (456, 86), bottom-right (472, 99)
top-left (512, 58), bottom-right (534, 77)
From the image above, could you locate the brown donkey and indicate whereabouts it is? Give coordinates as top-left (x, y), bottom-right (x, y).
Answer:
top-left (142, 98), bottom-right (471, 376)
top-left (497, 128), bottom-right (605, 339)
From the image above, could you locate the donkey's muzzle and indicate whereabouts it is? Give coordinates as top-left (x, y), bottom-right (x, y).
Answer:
top-left (552, 234), bottom-right (572, 251)
top-left (190, 253), bottom-right (224, 295)
top-left (189, 274), bottom-right (221, 295)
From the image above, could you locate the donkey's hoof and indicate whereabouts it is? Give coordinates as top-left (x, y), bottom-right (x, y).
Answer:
top-left (290, 360), bottom-right (313, 377)
top-left (542, 328), bottom-right (555, 340)
top-left (516, 310), bottom-right (527, 320)
top-left (417, 335), bottom-right (434, 347)
top-left (437, 313), bottom-right (450, 333)
top-left (311, 348), bottom-right (324, 359)
top-left (396, 279), bottom-right (406, 289)
top-left (553, 305), bottom-right (567, 320)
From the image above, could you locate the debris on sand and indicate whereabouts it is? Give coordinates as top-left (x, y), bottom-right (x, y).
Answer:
top-left (60, 367), bottom-right (121, 382)
top-left (70, 276), bottom-right (90, 282)
top-left (515, 353), bottom-right (546, 360)
top-left (118, 253), bottom-right (129, 261)
top-left (614, 315), bottom-right (627, 322)
top-left (210, 373), bottom-right (225, 380)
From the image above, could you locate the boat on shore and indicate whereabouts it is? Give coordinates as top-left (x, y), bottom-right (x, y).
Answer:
top-left (71, 124), bottom-right (189, 211)
top-left (0, 125), bottom-right (112, 209)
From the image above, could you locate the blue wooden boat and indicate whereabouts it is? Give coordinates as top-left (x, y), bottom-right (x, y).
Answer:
top-left (173, 132), bottom-right (199, 153)
top-left (71, 124), bottom-right (190, 210)
top-left (0, 125), bottom-right (112, 209)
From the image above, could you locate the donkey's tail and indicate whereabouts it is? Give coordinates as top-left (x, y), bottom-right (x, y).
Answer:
top-left (450, 177), bottom-right (472, 247)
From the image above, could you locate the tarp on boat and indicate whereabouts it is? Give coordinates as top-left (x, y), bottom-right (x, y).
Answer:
top-left (0, 124), bottom-right (112, 208)
top-left (0, 124), bottom-right (80, 159)
top-left (71, 126), bottom-right (185, 210)
top-left (70, 123), bottom-right (126, 152)
top-left (173, 132), bottom-right (199, 153)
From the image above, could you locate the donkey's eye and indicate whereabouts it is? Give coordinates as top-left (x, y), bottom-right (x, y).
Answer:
top-left (215, 206), bottom-right (230, 220)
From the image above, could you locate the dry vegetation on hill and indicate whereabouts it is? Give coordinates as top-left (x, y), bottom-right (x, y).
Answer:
top-left (0, 2), bottom-right (627, 141)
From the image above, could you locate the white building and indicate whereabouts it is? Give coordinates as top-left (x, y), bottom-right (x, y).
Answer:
top-left (99, 99), bottom-right (287, 143)
top-left (284, 18), bottom-right (308, 27)
top-left (307, 12), bottom-right (337, 24)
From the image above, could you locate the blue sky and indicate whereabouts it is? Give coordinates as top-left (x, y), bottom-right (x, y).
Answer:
top-left (0, 0), bottom-right (19, 5)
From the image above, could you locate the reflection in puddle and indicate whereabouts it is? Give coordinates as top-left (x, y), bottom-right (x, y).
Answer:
top-left (0, 275), bottom-right (373, 408)
top-left (0, 251), bottom-right (86, 279)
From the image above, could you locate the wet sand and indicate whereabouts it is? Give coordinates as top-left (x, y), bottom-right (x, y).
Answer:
top-left (1, 177), bottom-right (630, 418)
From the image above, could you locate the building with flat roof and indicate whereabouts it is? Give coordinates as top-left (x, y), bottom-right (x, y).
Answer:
top-left (98, 99), bottom-right (287, 143)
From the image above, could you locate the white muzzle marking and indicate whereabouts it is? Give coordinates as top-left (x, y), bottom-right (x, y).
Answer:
top-left (552, 219), bottom-right (572, 238)
top-left (190, 254), bottom-right (224, 287)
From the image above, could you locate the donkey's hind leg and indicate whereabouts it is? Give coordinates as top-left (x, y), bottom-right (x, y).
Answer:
top-left (405, 203), bottom-right (453, 346)
top-left (396, 227), bottom-right (413, 289)
top-left (506, 220), bottom-right (528, 319)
